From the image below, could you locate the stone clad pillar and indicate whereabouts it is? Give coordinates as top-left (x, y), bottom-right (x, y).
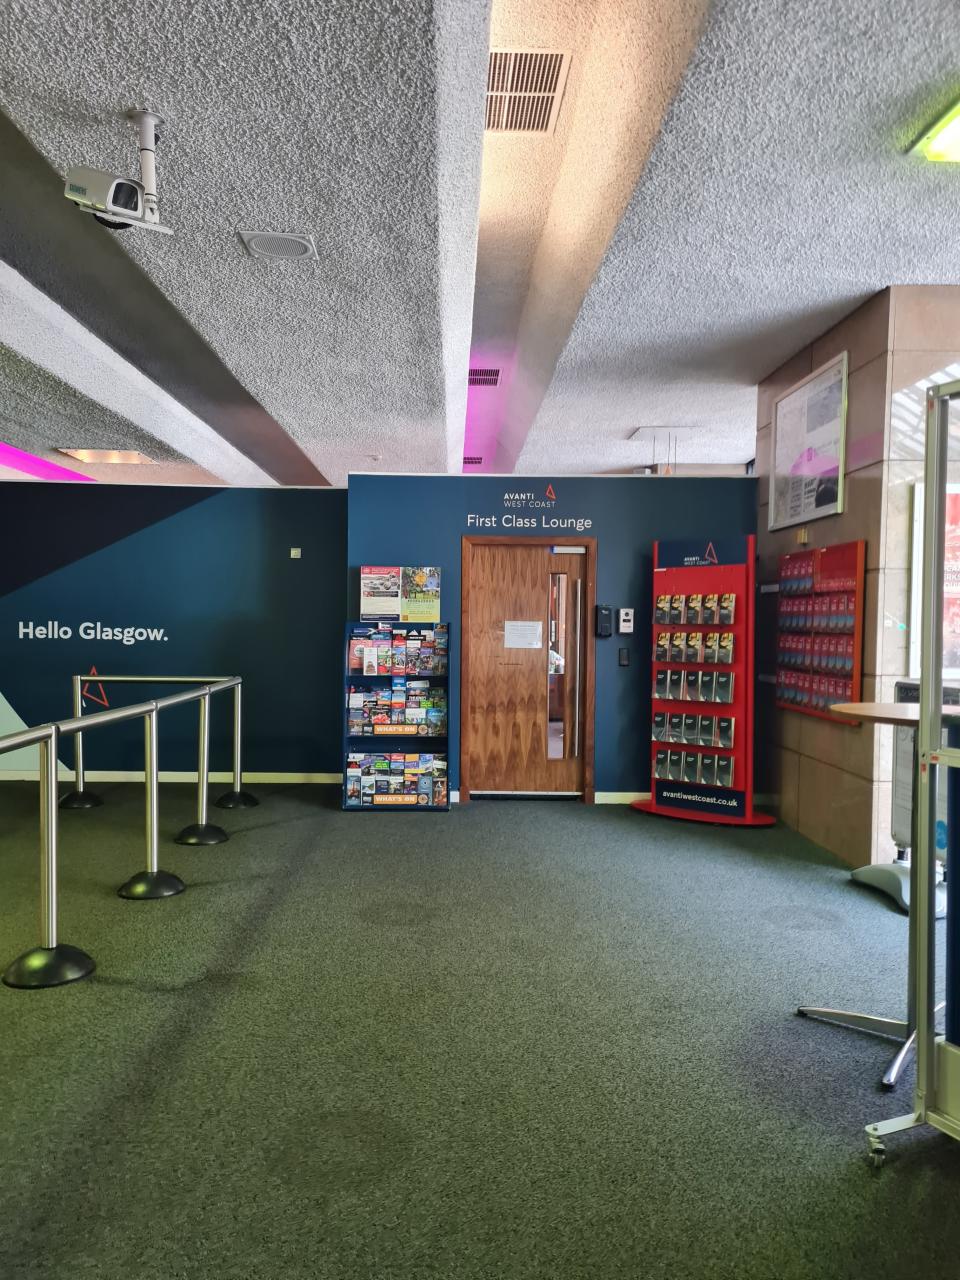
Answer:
top-left (755, 286), bottom-right (960, 865)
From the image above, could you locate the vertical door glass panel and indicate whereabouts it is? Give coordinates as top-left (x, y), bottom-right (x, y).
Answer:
top-left (547, 573), bottom-right (567, 758)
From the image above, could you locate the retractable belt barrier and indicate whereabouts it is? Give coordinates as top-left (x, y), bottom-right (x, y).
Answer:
top-left (0, 677), bottom-right (254, 991)
top-left (61, 673), bottom-right (258, 818)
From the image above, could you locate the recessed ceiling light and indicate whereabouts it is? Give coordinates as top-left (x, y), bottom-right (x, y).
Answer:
top-left (910, 97), bottom-right (960, 162)
top-left (57, 449), bottom-right (157, 464)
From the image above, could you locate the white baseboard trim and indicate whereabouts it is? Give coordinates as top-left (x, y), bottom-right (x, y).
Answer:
top-left (595, 791), bottom-right (650, 804)
top-left (0, 770), bottom-right (344, 784)
top-left (0, 777), bottom-right (649, 807)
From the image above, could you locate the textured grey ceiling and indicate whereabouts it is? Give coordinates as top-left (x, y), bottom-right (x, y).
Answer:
top-left (470, 0), bottom-right (708, 474)
top-left (0, 0), bottom-right (490, 486)
top-left (0, 342), bottom-right (182, 460)
top-left (0, 340), bottom-right (226, 483)
top-left (514, 0), bottom-right (960, 473)
top-left (0, 110), bottom-right (325, 485)
top-left (2, 0), bottom-right (960, 483)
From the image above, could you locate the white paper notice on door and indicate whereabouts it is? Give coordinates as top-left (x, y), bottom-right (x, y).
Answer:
top-left (504, 620), bottom-right (542, 649)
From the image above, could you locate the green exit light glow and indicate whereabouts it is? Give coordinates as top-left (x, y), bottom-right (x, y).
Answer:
top-left (911, 97), bottom-right (960, 162)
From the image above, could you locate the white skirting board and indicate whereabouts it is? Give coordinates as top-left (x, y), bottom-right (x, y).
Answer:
top-left (0, 774), bottom-right (653, 805)
top-left (0, 770), bottom-right (343, 784)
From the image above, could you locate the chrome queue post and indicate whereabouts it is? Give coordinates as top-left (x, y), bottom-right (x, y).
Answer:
top-left (59, 674), bottom-right (103, 810)
top-left (175, 690), bottom-right (228, 846)
top-left (55, 695), bottom-right (190, 897)
top-left (118, 706), bottom-right (186, 899)
top-left (3, 726), bottom-right (96, 989)
top-left (215, 681), bottom-right (259, 810)
top-left (1, 679), bottom-right (247, 990)
top-left (60, 673), bottom-right (257, 815)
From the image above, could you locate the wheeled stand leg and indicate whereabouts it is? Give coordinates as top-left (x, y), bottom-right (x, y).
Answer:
top-left (796, 1003), bottom-right (946, 1090)
top-left (796, 1007), bottom-right (908, 1038)
top-left (866, 1112), bottom-right (923, 1168)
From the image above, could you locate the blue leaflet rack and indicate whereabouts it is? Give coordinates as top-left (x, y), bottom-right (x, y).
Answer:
top-left (343, 621), bottom-right (451, 811)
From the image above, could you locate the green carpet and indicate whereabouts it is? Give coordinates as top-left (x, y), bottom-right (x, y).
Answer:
top-left (1, 782), bottom-right (958, 1279)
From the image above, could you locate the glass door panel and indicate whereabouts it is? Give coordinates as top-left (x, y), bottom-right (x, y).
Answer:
top-left (547, 572), bottom-right (582, 760)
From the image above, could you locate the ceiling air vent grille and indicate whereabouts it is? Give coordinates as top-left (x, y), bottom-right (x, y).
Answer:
top-left (238, 230), bottom-right (318, 262)
top-left (486, 50), bottom-right (570, 134)
top-left (463, 456), bottom-right (483, 465)
top-left (468, 367), bottom-right (500, 386)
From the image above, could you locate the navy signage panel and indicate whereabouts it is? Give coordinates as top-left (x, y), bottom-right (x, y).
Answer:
top-left (348, 474), bottom-right (757, 792)
top-left (656, 537), bottom-right (750, 569)
top-left (0, 484), bottom-right (348, 773)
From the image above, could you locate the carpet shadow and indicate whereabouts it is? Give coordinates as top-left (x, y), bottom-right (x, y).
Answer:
top-left (92, 970), bottom-right (263, 995)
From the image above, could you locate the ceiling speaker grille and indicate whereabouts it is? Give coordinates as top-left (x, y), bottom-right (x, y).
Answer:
top-left (468, 368), bottom-right (500, 386)
top-left (463, 456), bottom-right (483, 465)
top-left (486, 50), bottom-right (570, 134)
top-left (238, 230), bottom-right (318, 261)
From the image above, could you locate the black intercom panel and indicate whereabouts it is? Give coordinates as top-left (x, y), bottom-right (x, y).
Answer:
top-left (595, 605), bottom-right (613, 638)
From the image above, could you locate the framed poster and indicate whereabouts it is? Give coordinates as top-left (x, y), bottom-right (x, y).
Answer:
top-left (768, 353), bottom-right (848, 531)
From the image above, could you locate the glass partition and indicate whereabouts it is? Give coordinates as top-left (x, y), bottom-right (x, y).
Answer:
top-left (547, 572), bottom-right (567, 758)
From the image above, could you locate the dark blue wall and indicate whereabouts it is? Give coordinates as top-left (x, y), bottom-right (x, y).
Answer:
top-left (1, 474), bottom-right (756, 788)
top-left (347, 474), bottom-right (757, 792)
top-left (0, 484), bottom-right (347, 773)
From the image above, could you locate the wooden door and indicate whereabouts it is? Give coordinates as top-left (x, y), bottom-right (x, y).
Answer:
top-left (461, 537), bottom-right (595, 800)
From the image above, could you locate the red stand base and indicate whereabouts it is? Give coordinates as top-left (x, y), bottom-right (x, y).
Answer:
top-left (630, 798), bottom-right (776, 828)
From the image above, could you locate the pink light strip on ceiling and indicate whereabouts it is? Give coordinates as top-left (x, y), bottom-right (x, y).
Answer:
top-left (0, 441), bottom-right (97, 482)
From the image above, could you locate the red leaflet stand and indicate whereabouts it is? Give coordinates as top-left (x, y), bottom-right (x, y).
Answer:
top-left (632, 534), bottom-right (774, 827)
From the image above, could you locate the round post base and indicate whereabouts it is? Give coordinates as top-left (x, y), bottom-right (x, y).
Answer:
top-left (59, 790), bottom-right (104, 811)
top-left (3, 944), bottom-right (96, 989)
top-left (175, 822), bottom-right (228, 846)
top-left (118, 869), bottom-right (186, 900)
top-left (214, 789), bottom-right (259, 810)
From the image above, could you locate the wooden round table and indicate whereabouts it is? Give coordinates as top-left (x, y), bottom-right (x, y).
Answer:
top-left (831, 701), bottom-right (960, 727)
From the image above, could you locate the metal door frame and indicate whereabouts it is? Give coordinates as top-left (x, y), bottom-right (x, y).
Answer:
top-left (867, 379), bottom-right (960, 1161)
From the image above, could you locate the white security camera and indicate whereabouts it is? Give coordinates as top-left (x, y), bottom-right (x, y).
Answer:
top-left (64, 109), bottom-right (172, 236)
top-left (64, 165), bottom-right (147, 228)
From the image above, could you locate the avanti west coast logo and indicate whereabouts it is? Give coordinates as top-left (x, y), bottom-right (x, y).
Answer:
top-left (502, 482), bottom-right (557, 510)
top-left (18, 620), bottom-right (169, 646)
top-left (681, 541), bottom-right (720, 567)
top-left (468, 482), bottom-right (591, 530)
